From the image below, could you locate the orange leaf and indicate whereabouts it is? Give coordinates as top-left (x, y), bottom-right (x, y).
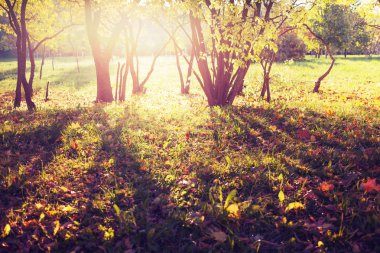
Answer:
top-left (70, 140), bottom-right (78, 150)
top-left (361, 178), bottom-right (380, 193)
top-left (320, 181), bottom-right (334, 192)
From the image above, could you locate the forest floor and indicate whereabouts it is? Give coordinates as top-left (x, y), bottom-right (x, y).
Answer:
top-left (0, 56), bottom-right (379, 252)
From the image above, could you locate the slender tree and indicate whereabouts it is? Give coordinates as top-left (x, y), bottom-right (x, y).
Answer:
top-left (1, 0), bottom-right (35, 110)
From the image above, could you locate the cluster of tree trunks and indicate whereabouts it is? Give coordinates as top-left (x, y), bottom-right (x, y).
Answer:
top-left (114, 62), bottom-right (128, 102)
top-left (189, 10), bottom-right (249, 106)
top-left (156, 20), bottom-right (195, 95)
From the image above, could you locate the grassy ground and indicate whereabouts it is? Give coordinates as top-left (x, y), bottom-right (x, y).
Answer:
top-left (0, 55), bottom-right (379, 252)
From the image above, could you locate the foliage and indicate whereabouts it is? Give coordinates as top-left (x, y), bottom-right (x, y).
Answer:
top-left (275, 32), bottom-right (307, 62)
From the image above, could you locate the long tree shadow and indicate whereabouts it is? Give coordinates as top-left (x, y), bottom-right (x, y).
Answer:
top-left (192, 104), bottom-right (380, 252)
top-left (0, 109), bottom-right (84, 220)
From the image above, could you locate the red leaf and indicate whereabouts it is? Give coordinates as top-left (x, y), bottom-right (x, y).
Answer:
top-left (297, 129), bottom-right (311, 140)
top-left (185, 131), bottom-right (191, 141)
top-left (320, 181), bottom-right (334, 192)
top-left (361, 178), bottom-right (380, 193)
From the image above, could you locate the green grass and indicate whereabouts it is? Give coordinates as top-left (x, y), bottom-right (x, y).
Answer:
top-left (0, 55), bottom-right (379, 252)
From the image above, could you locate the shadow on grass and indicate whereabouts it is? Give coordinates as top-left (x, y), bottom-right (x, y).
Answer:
top-left (191, 104), bottom-right (380, 252)
top-left (1, 101), bottom-right (379, 253)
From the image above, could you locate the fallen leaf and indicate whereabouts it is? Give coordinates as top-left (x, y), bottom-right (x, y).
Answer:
top-left (60, 205), bottom-right (77, 213)
top-left (320, 181), bottom-right (334, 192)
top-left (1, 224), bottom-right (11, 238)
top-left (278, 190), bottom-right (285, 203)
top-left (269, 125), bottom-right (277, 132)
top-left (35, 203), bottom-right (45, 210)
top-left (53, 220), bottom-right (60, 236)
top-left (210, 230), bottom-right (227, 243)
top-left (226, 204), bottom-right (240, 219)
top-left (285, 202), bottom-right (305, 212)
top-left (185, 131), bottom-right (191, 141)
top-left (70, 140), bottom-right (78, 150)
top-left (60, 186), bottom-right (69, 192)
top-left (361, 178), bottom-right (380, 193)
top-left (297, 129), bottom-right (311, 140)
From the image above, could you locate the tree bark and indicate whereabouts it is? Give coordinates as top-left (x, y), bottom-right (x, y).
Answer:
top-left (39, 45), bottom-right (45, 80)
top-left (85, 0), bottom-right (122, 102)
top-left (174, 46), bottom-right (185, 94)
top-left (93, 55), bottom-right (113, 102)
top-left (26, 34), bottom-right (35, 95)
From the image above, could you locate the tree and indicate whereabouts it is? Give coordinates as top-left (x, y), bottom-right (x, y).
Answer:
top-left (27, 0), bottom-right (75, 93)
top-left (180, 0), bottom-right (279, 106)
top-left (256, 0), bottom-right (307, 102)
top-left (0, 0), bottom-right (35, 110)
top-left (275, 32), bottom-right (307, 62)
top-left (0, 0), bottom-right (74, 110)
top-left (124, 18), bottom-right (173, 95)
top-left (84, 0), bottom-right (125, 102)
top-left (303, 1), bottom-right (355, 93)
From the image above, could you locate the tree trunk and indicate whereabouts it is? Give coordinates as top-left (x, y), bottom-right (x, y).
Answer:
top-left (93, 56), bottom-right (113, 102)
top-left (175, 47), bottom-right (185, 94)
top-left (260, 74), bottom-right (271, 102)
top-left (39, 45), bottom-right (45, 80)
top-left (115, 62), bottom-right (120, 101)
top-left (344, 48), bottom-right (347, 58)
top-left (45, 81), bottom-right (49, 101)
top-left (76, 50), bottom-right (80, 73)
top-left (183, 48), bottom-right (194, 94)
top-left (119, 61), bottom-right (129, 101)
top-left (14, 37), bottom-right (22, 108)
top-left (26, 34), bottom-right (35, 95)
top-left (304, 24), bottom-right (336, 93)
top-left (85, 0), bottom-right (122, 103)
top-left (51, 52), bottom-right (55, 70)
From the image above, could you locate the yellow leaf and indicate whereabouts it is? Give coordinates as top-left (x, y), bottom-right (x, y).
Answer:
top-left (53, 220), bottom-right (60, 236)
top-left (269, 125), bottom-right (277, 131)
top-left (39, 213), bottom-right (45, 222)
top-left (226, 204), bottom-right (240, 219)
top-left (211, 231), bottom-right (227, 242)
top-left (35, 203), bottom-right (44, 210)
top-left (278, 190), bottom-right (285, 203)
top-left (285, 202), bottom-right (305, 212)
top-left (70, 122), bottom-right (81, 129)
top-left (60, 186), bottom-right (69, 192)
top-left (2, 224), bottom-right (11, 238)
top-left (60, 205), bottom-right (76, 213)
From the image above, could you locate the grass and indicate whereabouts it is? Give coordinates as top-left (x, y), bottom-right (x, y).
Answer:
top-left (0, 55), bottom-right (379, 252)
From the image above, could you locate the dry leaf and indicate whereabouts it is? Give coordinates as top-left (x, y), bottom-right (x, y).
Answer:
top-left (361, 178), bottom-right (380, 193)
top-left (211, 230), bottom-right (227, 242)
top-left (2, 224), bottom-right (11, 238)
top-left (53, 220), bottom-right (60, 236)
top-left (285, 202), bottom-right (305, 212)
top-left (320, 181), bottom-right (334, 192)
top-left (226, 204), bottom-right (240, 219)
